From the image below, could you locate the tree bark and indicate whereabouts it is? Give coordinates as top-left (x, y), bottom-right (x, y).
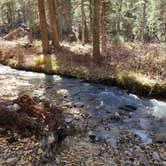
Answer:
top-left (48, 0), bottom-right (60, 49)
top-left (93, 0), bottom-right (101, 62)
top-left (81, 0), bottom-right (86, 46)
top-left (3, 27), bottom-right (23, 40)
top-left (165, 23), bottom-right (166, 42)
top-left (89, 0), bottom-right (93, 42)
top-left (101, 0), bottom-right (107, 55)
top-left (38, 0), bottom-right (49, 54)
top-left (116, 0), bottom-right (123, 34)
top-left (140, 0), bottom-right (146, 43)
top-left (28, 0), bottom-right (33, 44)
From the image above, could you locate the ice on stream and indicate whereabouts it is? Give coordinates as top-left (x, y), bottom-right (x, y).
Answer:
top-left (133, 130), bottom-right (152, 144)
top-left (0, 64), bottom-right (62, 81)
top-left (150, 99), bottom-right (166, 119)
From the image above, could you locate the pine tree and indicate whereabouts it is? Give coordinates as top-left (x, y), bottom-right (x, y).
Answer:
top-left (38, 0), bottom-right (49, 54)
top-left (48, 0), bottom-right (60, 49)
top-left (101, 0), bottom-right (107, 55)
top-left (81, 0), bottom-right (86, 46)
top-left (93, 0), bottom-right (101, 62)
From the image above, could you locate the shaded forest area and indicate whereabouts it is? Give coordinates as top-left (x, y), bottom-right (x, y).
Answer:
top-left (1, 0), bottom-right (166, 43)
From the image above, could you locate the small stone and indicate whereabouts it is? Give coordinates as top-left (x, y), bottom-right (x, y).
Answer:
top-left (7, 137), bottom-right (18, 144)
top-left (0, 161), bottom-right (7, 165)
top-left (162, 161), bottom-right (166, 165)
top-left (153, 133), bottom-right (166, 143)
top-left (70, 108), bottom-right (80, 114)
top-left (56, 89), bottom-right (69, 98)
top-left (12, 103), bottom-right (21, 111)
top-left (160, 152), bottom-right (166, 161)
top-left (56, 158), bottom-right (60, 164)
top-left (88, 131), bottom-right (96, 141)
top-left (153, 152), bottom-right (160, 161)
top-left (37, 148), bottom-right (43, 154)
top-left (48, 133), bottom-right (55, 144)
top-left (63, 102), bottom-right (73, 108)
top-left (111, 112), bottom-right (122, 120)
top-left (17, 149), bottom-right (24, 155)
top-left (74, 102), bottom-right (84, 108)
top-left (6, 157), bottom-right (18, 165)
top-left (65, 116), bottom-right (74, 123)
top-left (106, 138), bottom-right (117, 148)
top-left (138, 154), bottom-right (149, 166)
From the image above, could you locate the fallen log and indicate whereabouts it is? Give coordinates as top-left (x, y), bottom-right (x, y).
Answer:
top-left (3, 27), bottom-right (24, 40)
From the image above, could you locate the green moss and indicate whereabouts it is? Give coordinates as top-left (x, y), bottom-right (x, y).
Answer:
top-left (117, 71), bottom-right (156, 86)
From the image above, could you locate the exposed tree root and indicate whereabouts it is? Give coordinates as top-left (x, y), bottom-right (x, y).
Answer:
top-left (0, 95), bottom-right (67, 161)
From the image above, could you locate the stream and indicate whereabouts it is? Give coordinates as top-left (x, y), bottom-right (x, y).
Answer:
top-left (0, 64), bottom-right (166, 148)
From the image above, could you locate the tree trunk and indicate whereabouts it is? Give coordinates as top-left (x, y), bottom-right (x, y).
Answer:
top-left (8, 3), bottom-right (13, 28)
top-left (28, 0), bottom-right (33, 44)
top-left (3, 27), bottom-right (23, 40)
top-left (140, 0), bottom-right (146, 43)
top-left (48, 0), bottom-right (60, 49)
top-left (101, 0), bottom-right (107, 55)
top-left (38, 0), bottom-right (49, 54)
top-left (116, 0), bottom-right (123, 34)
top-left (165, 23), bottom-right (166, 42)
top-left (56, 0), bottom-right (73, 42)
top-left (81, 0), bottom-right (86, 46)
top-left (93, 0), bottom-right (101, 62)
top-left (89, 0), bottom-right (93, 42)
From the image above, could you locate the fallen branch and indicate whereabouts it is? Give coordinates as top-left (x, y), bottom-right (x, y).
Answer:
top-left (3, 27), bottom-right (24, 40)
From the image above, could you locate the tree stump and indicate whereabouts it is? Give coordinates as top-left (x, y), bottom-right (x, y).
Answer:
top-left (0, 95), bottom-right (67, 161)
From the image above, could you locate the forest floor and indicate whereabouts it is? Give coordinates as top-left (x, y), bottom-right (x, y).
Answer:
top-left (0, 38), bottom-right (166, 99)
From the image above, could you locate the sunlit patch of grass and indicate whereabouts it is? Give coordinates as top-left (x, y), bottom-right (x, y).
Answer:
top-left (8, 59), bottom-right (18, 67)
top-left (117, 71), bottom-right (156, 86)
top-left (116, 71), bottom-right (166, 97)
top-left (29, 54), bottom-right (113, 82)
top-left (30, 54), bottom-right (59, 72)
top-left (30, 54), bottom-right (46, 66)
top-left (0, 49), bottom-right (4, 61)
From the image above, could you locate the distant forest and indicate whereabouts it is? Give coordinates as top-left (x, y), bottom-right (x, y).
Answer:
top-left (0, 0), bottom-right (166, 44)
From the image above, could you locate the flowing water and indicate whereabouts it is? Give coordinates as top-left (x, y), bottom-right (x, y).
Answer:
top-left (0, 64), bottom-right (165, 147)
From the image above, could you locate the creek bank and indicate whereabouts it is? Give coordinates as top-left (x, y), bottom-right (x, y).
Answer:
top-left (1, 59), bottom-right (166, 100)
